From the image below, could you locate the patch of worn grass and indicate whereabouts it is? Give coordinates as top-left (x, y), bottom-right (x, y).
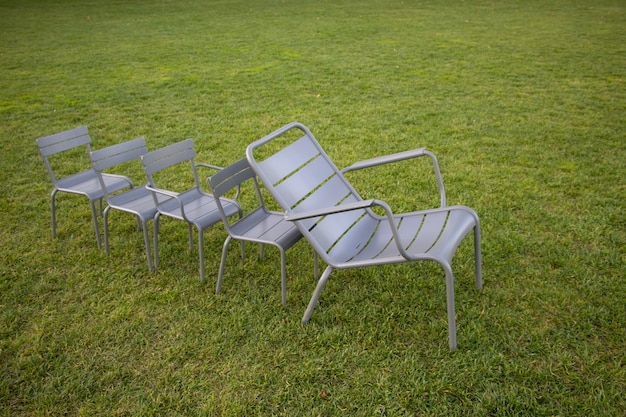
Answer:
top-left (1, 0), bottom-right (624, 415)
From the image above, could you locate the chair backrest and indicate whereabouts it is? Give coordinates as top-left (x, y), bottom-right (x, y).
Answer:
top-left (36, 126), bottom-right (92, 184)
top-left (208, 157), bottom-right (262, 228)
top-left (246, 122), bottom-right (378, 264)
top-left (90, 137), bottom-right (148, 200)
top-left (141, 138), bottom-right (200, 191)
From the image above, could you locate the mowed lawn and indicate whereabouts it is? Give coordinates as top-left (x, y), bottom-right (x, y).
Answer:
top-left (1, 0), bottom-right (624, 415)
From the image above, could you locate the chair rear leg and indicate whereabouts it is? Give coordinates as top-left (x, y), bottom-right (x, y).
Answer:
top-left (279, 248), bottom-right (287, 306)
top-left (103, 206), bottom-right (111, 255)
top-left (50, 189), bottom-right (58, 239)
top-left (474, 225), bottom-right (482, 291)
top-left (302, 266), bottom-right (334, 323)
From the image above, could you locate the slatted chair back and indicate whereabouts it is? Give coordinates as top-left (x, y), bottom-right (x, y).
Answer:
top-left (247, 124), bottom-right (377, 267)
top-left (37, 126), bottom-right (92, 184)
top-left (141, 138), bottom-right (201, 194)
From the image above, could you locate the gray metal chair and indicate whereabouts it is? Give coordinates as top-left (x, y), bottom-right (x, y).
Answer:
top-left (36, 126), bottom-right (132, 248)
top-left (141, 138), bottom-right (242, 282)
top-left (208, 158), bottom-right (318, 305)
top-left (246, 122), bottom-right (482, 351)
top-left (90, 137), bottom-right (168, 271)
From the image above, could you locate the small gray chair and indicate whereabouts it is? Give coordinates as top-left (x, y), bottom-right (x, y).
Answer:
top-left (141, 138), bottom-right (242, 282)
top-left (246, 122), bottom-right (482, 351)
top-left (90, 137), bottom-right (168, 271)
top-left (36, 126), bottom-right (132, 248)
top-left (208, 158), bottom-right (318, 305)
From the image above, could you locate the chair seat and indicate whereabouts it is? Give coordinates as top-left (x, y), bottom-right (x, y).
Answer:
top-left (56, 169), bottom-right (130, 200)
top-left (341, 207), bottom-right (477, 266)
top-left (157, 189), bottom-right (239, 228)
top-left (230, 207), bottom-right (302, 250)
top-left (108, 186), bottom-right (164, 219)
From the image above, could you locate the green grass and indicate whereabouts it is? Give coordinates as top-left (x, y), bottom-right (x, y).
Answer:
top-left (1, 0), bottom-right (625, 415)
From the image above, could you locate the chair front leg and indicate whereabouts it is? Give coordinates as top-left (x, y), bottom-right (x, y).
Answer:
top-left (141, 217), bottom-right (153, 271)
top-left (441, 262), bottom-right (457, 352)
top-left (198, 226), bottom-right (205, 282)
top-left (188, 223), bottom-right (194, 251)
top-left (153, 213), bottom-right (161, 270)
top-left (90, 200), bottom-right (102, 248)
top-left (302, 265), bottom-right (334, 324)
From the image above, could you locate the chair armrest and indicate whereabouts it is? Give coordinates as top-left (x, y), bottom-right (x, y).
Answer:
top-left (145, 184), bottom-right (178, 199)
top-left (195, 162), bottom-right (223, 171)
top-left (146, 184), bottom-right (191, 220)
top-left (340, 148), bottom-right (427, 172)
top-left (341, 148), bottom-right (446, 208)
top-left (285, 199), bottom-right (384, 221)
top-left (102, 172), bottom-right (134, 188)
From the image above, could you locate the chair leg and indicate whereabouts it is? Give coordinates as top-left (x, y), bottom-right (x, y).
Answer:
top-left (153, 213), bottom-right (160, 270)
top-left (103, 206), bottom-right (111, 255)
top-left (474, 225), bottom-right (482, 291)
top-left (279, 248), bottom-right (287, 306)
top-left (142, 218), bottom-right (153, 271)
top-left (302, 266), bottom-right (333, 323)
top-left (50, 189), bottom-right (58, 239)
top-left (188, 223), bottom-right (194, 251)
top-left (240, 241), bottom-right (246, 261)
top-left (442, 262), bottom-right (457, 352)
top-left (313, 252), bottom-right (319, 280)
top-left (216, 236), bottom-right (232, 294)
top-left (89, 200), bottom-right (102, 248)
top-left (198, 227), bottom-right (205, 282)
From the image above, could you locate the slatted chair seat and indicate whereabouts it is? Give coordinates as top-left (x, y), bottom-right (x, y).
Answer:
top-left (246, 122), bottom-right (482, 351)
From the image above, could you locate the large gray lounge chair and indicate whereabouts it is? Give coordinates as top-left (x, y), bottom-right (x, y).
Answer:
top-left (246, 122), bottom-right (482, 351)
